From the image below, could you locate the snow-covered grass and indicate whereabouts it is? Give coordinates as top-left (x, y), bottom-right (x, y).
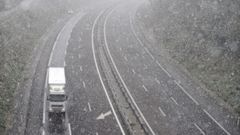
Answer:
top-left (137, 0), bottom-right (240, 114)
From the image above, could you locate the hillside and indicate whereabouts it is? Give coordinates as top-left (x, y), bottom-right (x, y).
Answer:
top-left (136, 0), bottom-right (240, 114)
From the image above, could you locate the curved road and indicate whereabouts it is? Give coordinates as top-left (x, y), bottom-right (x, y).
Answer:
top-left (21, 0), bottom-right (240, 135)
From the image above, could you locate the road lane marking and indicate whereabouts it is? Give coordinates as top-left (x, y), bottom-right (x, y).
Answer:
top-left (68, 123), bottom-right (72, 135)
top-left (65, 50), bottom-right (67, 55)
top-left (41, 129), bottom-right (45, 135)
top-left (42, 70), bottom-right (48, 124)
top-left (132, 69), bottom-right (136, 74)
top-left (82, 81), bottom-right (86, 88)
top-left (194, 123), bottom-right (206, 135)
top-left (203, 109), bottom-right (231, 135)
top-left (91, 9), bottom-right (126, 135)
top-left (158, 106), bottom-right (166, 117)
top-left (156, 61), bottom-right (171, 78)
top-left (43, 92), bottom-right (46, 124)
top-left (129, 19), bottom-right (144, 47)
top-left (144, 47), bottom-right (154, 60)
top-left (78, 54), bottom-right (81, 59)
top-left (48, 12), bottom-right (71, 66)
top-left (237, 117), bottom-right (240, 127)
top-left (48, 31), bottom-right (58, 66)
top-left (88, 102), bottom-right (92, 112)
top-left (97, 111), bottom-right (112, 120)
top-left (80, 66), bottom-right (83, 72)
top-left (129, 14), bottom-right (173, 79)
top-left (170, 97), bottom-right (179, 105)
top-left (104, 8), bottom-right (156, 135)
top-left (64, 61), bottom-right (66, 67)
top-left (124, 56), bottom-right (128, 61)
top-left (142, 85), bottom-right (148, 92)
top-left (155, 78), bottom-right (160, 84)
top-left (174, 80), bottom-right (199, 105)
top-left (130, 14), bottom-right (172, 77)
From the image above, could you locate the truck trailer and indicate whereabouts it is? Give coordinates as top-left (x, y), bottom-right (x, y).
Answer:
top-left (47, 67), bottom-right (68, 133)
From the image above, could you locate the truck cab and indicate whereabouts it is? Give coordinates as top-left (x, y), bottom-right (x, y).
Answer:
top-left (48, 85), bottom-right (67, 114)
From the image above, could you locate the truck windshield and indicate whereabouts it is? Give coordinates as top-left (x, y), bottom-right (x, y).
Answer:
top-left (49, 95), bottom-right (66, 101)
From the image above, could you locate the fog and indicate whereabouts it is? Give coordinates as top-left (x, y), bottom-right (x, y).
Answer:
top-left (0, 0), bottom-right (239, 135)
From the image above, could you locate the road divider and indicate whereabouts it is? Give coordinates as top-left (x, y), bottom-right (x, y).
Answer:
top-left (104, 6), bottom-right (156, 135)
top-left (91, 7), bottom-right (126, 135)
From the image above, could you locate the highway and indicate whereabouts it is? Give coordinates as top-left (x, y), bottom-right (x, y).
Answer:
top-left (22, 0), bottom-right (240, 135)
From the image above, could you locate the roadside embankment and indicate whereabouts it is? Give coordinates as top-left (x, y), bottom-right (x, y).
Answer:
top-left (135, 0), bottom-right (240, 114)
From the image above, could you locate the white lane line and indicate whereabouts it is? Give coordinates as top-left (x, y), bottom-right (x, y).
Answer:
top-left (132, 69), bottom-right (136, 74)
top-left (48, 12), bottom-right (71, 66)
top-left (82, 81), bottom-right (86, 88)
top-left (155, 78), bottom-right (160, 84)
top-left (194, 123), bottom-right (206, 135)
top-left (88, 102), bottom-right (92, 112)
top-left (142, 85), bottom-right (148, 92)
top-left (174, 80), bottom-right (199, 106)
top-left (91, 9), bottom-right (126, 135)
top-left (64, 61), bottom-right (66, 67)
top-left (158, 106), bottom-right (166, 117)
top-left (130, 13), bottom-right (173, 79)
top-left (65, 50), bottom-right (67, 55)
top-left (43, 92), bottom-right (46, 124)
top-left (156, 61), bottom-right (171, 78)
top-left (68, 123), bottom-right (72, 135)
top-left (48, 12), bottom-right (85, 66)
top-left (96, 132), bottom-right (99, 135)
top-left (130, 13), bottom-right (172, 78)
top-left (41, 129), bottom-right (45, 135)
top-left (144, 47), bottom-right (154, 60)
top-left (170, 97), bottom-right (179, 105)
top-left (124, 56), bottom-right (128, 61)
top-left (129, 18), bottom-right (144, 47)
top-left (104, 9), bottom-right (156, 135)
top-left (48, 34), bottom-right (58, 66)
top-left (237, 117), bottom-right (240, 127)
top-left (80, 66), bottom-right (83, 72)
top-left (42, 71), bottom-right (48, 124)
top-left (203, 109), bottom-right (231, 135)
top-left (136, 52), bottom-right (139, 57)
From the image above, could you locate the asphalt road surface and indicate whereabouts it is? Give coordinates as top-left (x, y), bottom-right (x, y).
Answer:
top-left (22, 0), bottom-right (240, 135)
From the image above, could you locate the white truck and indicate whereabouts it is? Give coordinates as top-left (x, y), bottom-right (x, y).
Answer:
top-left (47, 67), bottom-right (68, 133)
